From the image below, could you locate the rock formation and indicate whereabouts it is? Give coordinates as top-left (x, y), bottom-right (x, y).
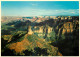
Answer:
top-left (27, 26), bottom-right (33, 34)
top-left (27, 25), bottom-right (53, 38)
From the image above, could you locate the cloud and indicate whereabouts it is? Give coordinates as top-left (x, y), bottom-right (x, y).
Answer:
top-left (70, 12), bottom-right (75, 14)
top-left (30, 3), bottom-right (38, 6)
top-left (20, 9), bottom-right (79, 16)
top-left (55, 10), bottom-right (59, 11)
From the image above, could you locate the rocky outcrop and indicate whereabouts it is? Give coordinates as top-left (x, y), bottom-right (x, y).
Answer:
top-left (2, 35), bottom-right (13, 42)
top-left (57, 20), bottom-right (79, 35)
top-left (27, 26), bottom-right (33, 34)
top-left (47, 26), bottom-right (53, 33)
top-left (28, 25), bottom-right (53, 38)
top-left (62, 22), bottom-right (73, 34)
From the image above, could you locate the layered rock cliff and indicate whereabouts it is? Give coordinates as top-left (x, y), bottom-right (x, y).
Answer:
top-left (27, 25), bottom-right (53, 38)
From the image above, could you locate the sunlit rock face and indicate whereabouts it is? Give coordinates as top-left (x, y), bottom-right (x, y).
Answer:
top-left (36, 19), bottom-right (42, 23)
top-left (27, 25), bottom-right (53, 38)
top-left (27, 18), bottom-right (79, 39)
top-left (58, 22), bottom-right (74, 35)
top-left (47, 26), bottom-right (53, 33)
top-left (27, 26), bottom-right (33, 34)
top-left (38, 26), bottom-right (44, 33)
top-left (34, 26), bottom-right (44, 33)
top-left (58, 20), bottom-right (79, 35)
top-left (65, 17), bottom-right (68, 20)
top-left (2, 35), bottom-right (13, 42)
top-left (62, 29), bottom-right (66, 34)
top-left (62, 22), bottom-right (73, 34)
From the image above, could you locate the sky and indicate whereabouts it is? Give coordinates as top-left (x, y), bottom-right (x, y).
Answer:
top-left (1, 1), bottom-right (79, 16)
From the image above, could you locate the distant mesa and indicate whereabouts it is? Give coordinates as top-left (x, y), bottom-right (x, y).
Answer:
top-left (1, 16), bottom-right (74, 23)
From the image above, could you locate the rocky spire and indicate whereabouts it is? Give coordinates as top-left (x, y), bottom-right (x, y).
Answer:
top-left (27, 26), bottom-right (33, 34)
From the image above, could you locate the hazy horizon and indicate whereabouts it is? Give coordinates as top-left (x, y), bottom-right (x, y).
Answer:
top-left (1, 1), bottom-right (79, 16)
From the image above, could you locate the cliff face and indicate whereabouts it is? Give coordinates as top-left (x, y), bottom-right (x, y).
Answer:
top-left (27, 25), bottom-right (53, 38)
top-left (27, 26), bottom-right (33, 34)
top-left (33, 25), bottom-right (53, 33)
top-left (62, 22), bottom-right (73, 34)
top-left (58, 22), bottom-right (73, 35)
top-left (26, 18), bottom-right (79, 40)
top-left (57, 19), bottom-right (79, 36)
